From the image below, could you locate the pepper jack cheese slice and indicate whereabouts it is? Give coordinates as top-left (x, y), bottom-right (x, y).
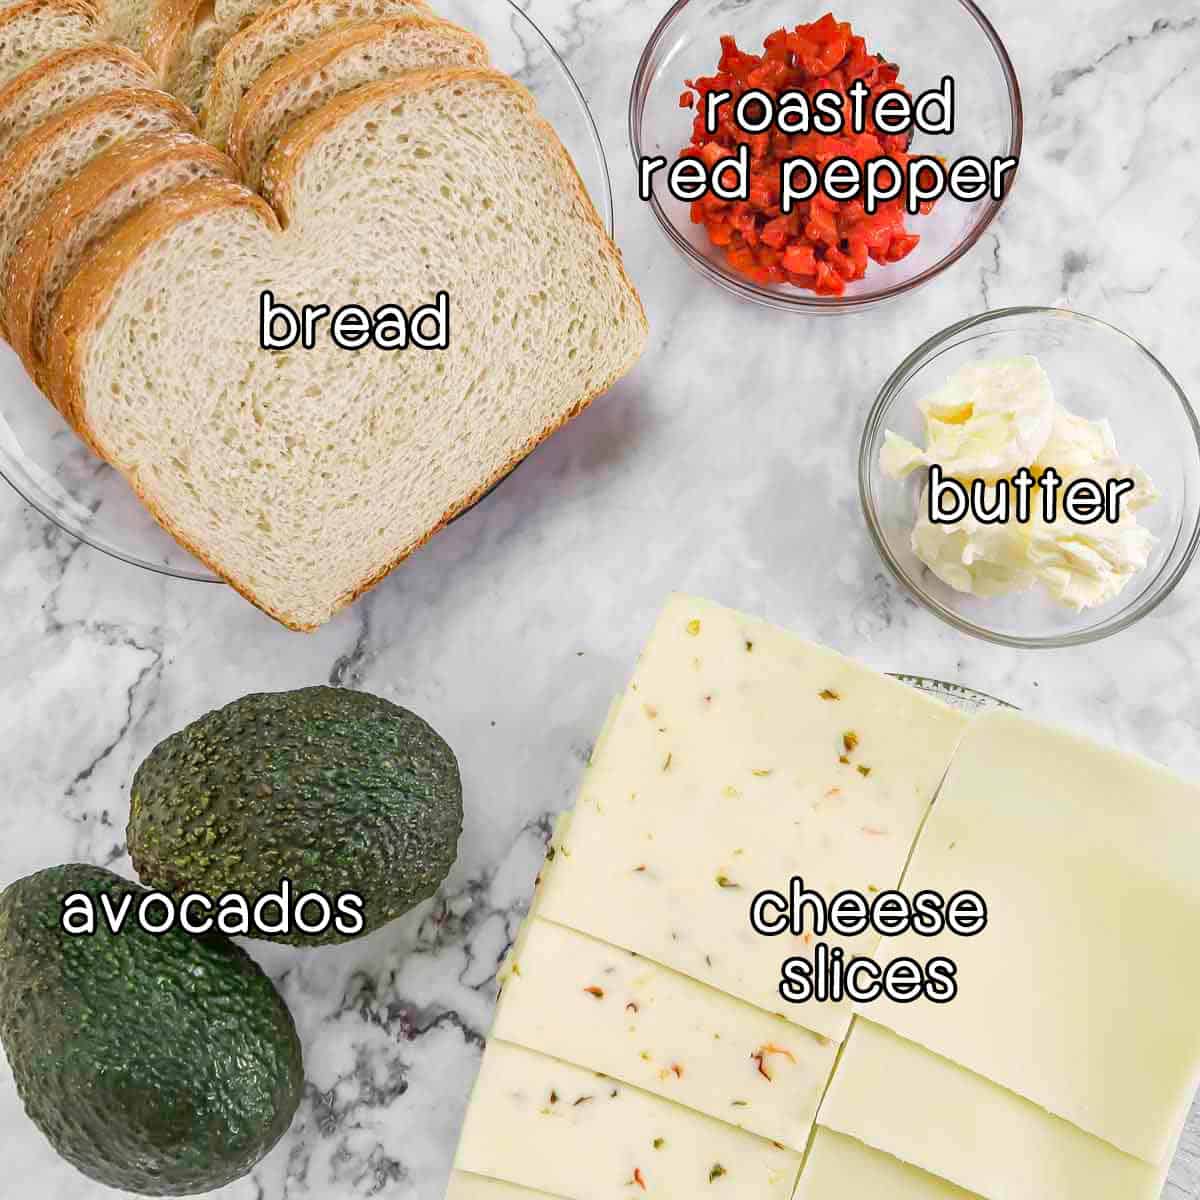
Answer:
top-left (818, 1020), bottom-right (1167, 1200)
top-left (494, 917), bottom-right (837, 1150)
top-left (795, 1129), bottom-right (980, 1199)
top-left (446, 1173), bottom-right (565, 1200)
top-left (536, 595), bottom-right (968, 1042)
top-left (858, 709), bottom-right (1200, 1164)
top-left (454, 1040), bottom-right (801, 1199)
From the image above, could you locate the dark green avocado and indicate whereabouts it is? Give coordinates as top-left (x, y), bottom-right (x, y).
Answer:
top-left (0, 864), bottom-right (303, 1196)
top-left (128, 686), bottom-right (463, 946)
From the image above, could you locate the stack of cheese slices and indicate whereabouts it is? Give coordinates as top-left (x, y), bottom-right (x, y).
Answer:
top-left (0, 0), bottom-right (647, 629)
top-left (449, 595), bottom-right (1200, 1200)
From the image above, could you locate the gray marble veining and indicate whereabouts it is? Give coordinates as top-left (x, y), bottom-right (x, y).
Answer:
top-left (2, 1), bottom-right (1200, 1197)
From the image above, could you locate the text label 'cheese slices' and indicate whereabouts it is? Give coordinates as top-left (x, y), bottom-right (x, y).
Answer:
top-left (454, 1041), bottom-right (800, 1200)
top-left (858, 708), bottom-right (1200, 1164)
top-left (445, 1172), bottom-right (565, 1200)
top-left (537, 594), bottom-right (968, 1042)
top-left (818, 1020), bottom-right (1166, 1200)
top-left (494, 918), bottom-right (837, 1151)
top-left (795, 1128), bottom-right (980, 1200)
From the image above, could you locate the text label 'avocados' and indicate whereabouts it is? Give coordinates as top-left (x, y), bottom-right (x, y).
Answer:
top-left (61, 878), bottom-right (366, 940)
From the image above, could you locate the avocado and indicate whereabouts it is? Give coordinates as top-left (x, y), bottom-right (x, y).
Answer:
top-left (0, 864), bottom-right (303, 1195)
top-left (128, 686), bottom-right (463, 945)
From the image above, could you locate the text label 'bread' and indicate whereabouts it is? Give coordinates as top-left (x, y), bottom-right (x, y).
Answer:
top-left (259, 288), bottom-right (449, 351)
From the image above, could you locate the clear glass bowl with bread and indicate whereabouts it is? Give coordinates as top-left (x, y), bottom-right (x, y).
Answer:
top-left (0, 0), bottom-right (619, 587)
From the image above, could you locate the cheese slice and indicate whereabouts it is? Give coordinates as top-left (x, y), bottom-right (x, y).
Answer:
top-left (819, 1020), bottom-right (1166, 1199)
top-left (494, 918), bottom-right (837, 1150)
top-left (537, 595), bottom-right (968, 1041)
top-left (858, 709), bottom-right (1200, 1163)
top-left (446, 1173), bottom-right (565, 1200)
top-left (454, 1040), bottom-right (801, 1199)
top-left (795, 1128), bottom-right (980, 1199)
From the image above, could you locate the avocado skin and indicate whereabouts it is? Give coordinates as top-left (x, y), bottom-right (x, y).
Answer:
top-left (0, 864), bottom-right (304, 1196)
top-left (128, 686), bottom-right (463, 946)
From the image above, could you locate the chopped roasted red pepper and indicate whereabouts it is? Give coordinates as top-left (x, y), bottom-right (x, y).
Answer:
top-left (679, 13), bottom-right (930, 296)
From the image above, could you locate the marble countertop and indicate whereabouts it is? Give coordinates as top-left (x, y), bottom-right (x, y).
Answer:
top-left (3, 0), bottom-right (1200, 1196)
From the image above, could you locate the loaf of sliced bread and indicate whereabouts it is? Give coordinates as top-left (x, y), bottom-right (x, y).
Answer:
top-left (0, 87), bottom-right (195, 310)
top-left (0, 42), bottom-right (154, 160)
top-left (227, 14), bottom-right (485, 185)
top-left (4, 130), bottom-right (235, 380)
top-left (0, 0), bottom-right (99, 89)
top-left (201, 0), bottom-right (426, 145)
top-left (47, 69), bottom-right (647, 629)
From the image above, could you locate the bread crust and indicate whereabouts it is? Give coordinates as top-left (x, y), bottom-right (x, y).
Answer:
top-left (46, 175), bottom-right (278, 429)
top-left (321, 74), bottom-right (648, 627)
top-left (0, 0), bottom-right (99, 38)
top-left (4, 130), bottom-right (236, 381)
top-left (48, 69), bottom-right (649, 631)
top-left (201, 0), bottom-right (427, 144)
top-left (0, 43), bottom-right (153, 158)
top-left (0, 83), bottom-right (196, 184)
top-left (141, 0), bottom-right (204, 79)
top-left (226, 13), bottom-right (486, 184)
top-left (0, 85), bottom-right (195, 341)
top-left (0, 0), bottom-right (100, 83)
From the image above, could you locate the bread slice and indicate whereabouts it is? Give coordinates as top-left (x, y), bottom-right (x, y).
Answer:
top-left (165, 0), bottom-right (237, 109)
top-left (140, 0), bottom-right (246, 90)
top-left (0, 0), bottom-right (140, 49)
top-left (0, 43), bottom-right (154, 161)
top-left (142, 0), bottom-right (199, 78)
top-left (227, 14), bottom-right (485, 184)
top-left (47, 175), bottom-right (276, 436)
top-left (102, 0), bottom-right (153, 49)
top-left (201, 0), bottom-right (426, 145)
top-left (0, 87), bottom-right (195, 311)
top-left (166, 0), bottom-right (426, 112)
top-left (0, 0), bottom-right (99, 90)
top-left (210, 0), bottom-right (423, 39)
top-left (5, 130), bottom-right (235, 380)
top-left (48, 69), bottom-right (647, 630)
top-left (144, 0), bottom-right (271, 109)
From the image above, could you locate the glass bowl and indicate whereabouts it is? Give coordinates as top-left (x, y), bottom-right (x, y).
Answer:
top-left (861, 308), bottom-right (1200, 648)
top-left (0, 0), bottom-right (614, 582)
top-left (893, 674), bottom-right (1015, 713)
top-left (630, 0), bottom-right (1022, 312)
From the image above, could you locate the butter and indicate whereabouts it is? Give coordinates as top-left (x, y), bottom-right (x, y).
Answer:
top-left (910, 482), bottom-right (1037, 598)
top-left (881, 357), bottom-right (1158, 611)
top-left (1026, 513), bottom-right (1156, 609)
top-left (881, 356), bottom-right (1055, 483)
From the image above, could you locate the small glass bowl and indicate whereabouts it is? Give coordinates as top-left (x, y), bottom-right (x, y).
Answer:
top-left (860, 308), bottom-right (1200, 648)
top-left (630, 0), bottom-right (1022, 312)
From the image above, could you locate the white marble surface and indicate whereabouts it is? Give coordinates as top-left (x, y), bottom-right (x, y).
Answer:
top-left (2, 0), bottom-right (1200, 1196)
